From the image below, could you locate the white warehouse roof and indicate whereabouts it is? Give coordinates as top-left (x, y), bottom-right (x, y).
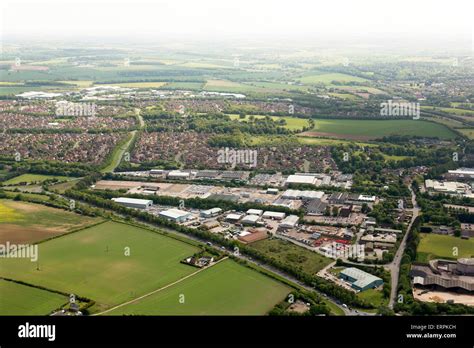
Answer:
top-left (357, 195), bottom-right (376, 202)
top-left (112, 197), bottom-right (153, 205)
top-left (168, 171), bottom-right (190, 178)
top-left (226, 213), bottom-right (242, 221)
top-left (448, 168), bottom-right (474, 175)
top-left (263, 211), bottom-right (286, 219)
top-left (280, 215), bottom-right (299, 227)
top-left (247, 209), bottom-right (263, 216)
top-left (282, 190), bottom-right (324, 200)
top-left (285, 175), bottom-right (317, 185)
top-left (159, 208), bottom-right (191, 220)
top-left (241, 215), bottom-right (260, 224)
top-left (202, 207), bottom-right (222, 215)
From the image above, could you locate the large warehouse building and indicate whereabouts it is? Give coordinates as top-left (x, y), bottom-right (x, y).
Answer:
top-left (339, 267), bottom-right (384, 291)
top-left (159, 208), bottom-right (192, 223)
top-left (111, 197), bottom-right (153, 209)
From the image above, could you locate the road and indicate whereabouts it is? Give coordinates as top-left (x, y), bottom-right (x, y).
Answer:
top-left (334, 185), bottom-right (419, 310)
top-left (387, 186), bottom-right (419, 308)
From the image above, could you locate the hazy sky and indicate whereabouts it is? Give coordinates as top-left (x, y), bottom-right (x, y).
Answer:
top-left (1, 0), bottom-right (473, 41)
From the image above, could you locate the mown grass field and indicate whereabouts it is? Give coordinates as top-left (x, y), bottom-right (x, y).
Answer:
top-left (228, 114), bottom-right (309, 130)
top-left (416, 233), bottom-right (474, 263)
top-left (0, 199), bottom-right (100, 244)
top-left (305, 119), bottom-right (457, 140)
top-left (3, 174), bottom-right (71, 186)
top-left (0, 221), bottom-right (199, 312)
top-left (0, 279), bottom-right (68, 315)
top-left (107, 259), bottom-right (291, 315)
top-left (250, 238), bottom-right (332, 276)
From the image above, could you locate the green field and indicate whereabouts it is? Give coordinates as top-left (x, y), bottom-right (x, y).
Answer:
top-left (299, 73), bottom-right (367, 85)
top-left (108, 82), bottom-right (168, 88)
top-left (3, 174), bottom-right (71, 185)
top-left (457, 129), bottom-right (474, 140)
top-left (421, 106), bottom-right (474, 116)
top-left (162, 82), bottom-right (204, 90)
top-left (0, 221), bottom-right (199, 312)
top-left (297, 136), bottom-right (377, 147)
top-left (0, 279), bottom-right (68, 315)
top-left (250, 238), bottom-right (332, 276)
top-left (107, 259), bottom-right (291, 315)
top-left (228, 114), bottom-right (309, 130)
top-left (328, 92), bottom-right (360, 100)
top-left (417, 233), bottom-right (474, 263)
top-left (307, 119), bottom-right (457, 140)
top-left (0, 198), bottom-right (101, 245)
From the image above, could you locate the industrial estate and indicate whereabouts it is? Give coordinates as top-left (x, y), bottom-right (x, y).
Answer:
top-left (0, 0), bottom-right (473, 326)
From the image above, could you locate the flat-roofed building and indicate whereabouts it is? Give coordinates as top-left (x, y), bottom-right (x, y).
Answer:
top-left (282, 190), bottom-right (324, 200)
top-left (339, 267), bottom-right (384, 291)
top-left (159, 208), bottom-right (192, 223)
top-left (262, 211), bottom-right (286, 220)
top-left (200, 207), bottom-right (223, 218)
top-left (285, 175), bottom-right (317, 186)
top-left (305, 199), bottom-right (328, 216)
top-left (225, 213), bottom-right (243, 222)
top-left (168, 170), bottom-right (190, 179)
top-left (280, 215), bottom-right (299, 229)
top-left (445, 168), bottom-right (474, 181)
top-left (328, 192), bottom-right (349, 205)
top-left (373, 227), bottom-right (403, 234)
top-left (238, 228), bottom-right (268, 244)
top-left (425, 179), bottom-right (470, 195)
top-left (241, 214), bottom-right (260, 225)
top-left (247, 209), bottom-right (263, 216)
top-left (111, 197), bottom-right (153, 209)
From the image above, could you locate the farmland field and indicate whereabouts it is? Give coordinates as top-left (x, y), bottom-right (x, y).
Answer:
top-left (416, 233), bottom-right (474, 263)
top-left (0, 221), bottom-right (199, 312)
top-left (299, 73), bottom-right (367, 85)
top-left (0, 279), bottom-right (68, 315)
top-left (250, 238), bottom-right (332, 276)
top-left (0, 199), bottom-right (101, 244)
top-left (228, 114), bottom-right (309, 130)
top-left (421, 106), bottom-right (474, 116)
top-left (108, 82), bottom-right (167, 88)
top-left (162, 82), bottom-right (204, 90)
top-left (107, 259), bottom-right (291, 315)
top-left (457, 129), bottom-right (474, 140)
top-left (3, 174), bottom-right (72, 186)
top-left (301, 119), bottom-right (457, 140)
